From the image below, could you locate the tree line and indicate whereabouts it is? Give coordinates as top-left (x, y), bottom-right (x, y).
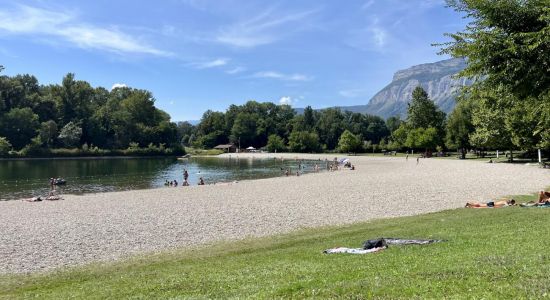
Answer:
top-left (0, 68), bottom-right (183, 157)
top-left (178, 101), bottom-right (394, 153)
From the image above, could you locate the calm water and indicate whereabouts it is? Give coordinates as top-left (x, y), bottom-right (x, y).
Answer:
top-left (0, 157), bottom-right (324, 200)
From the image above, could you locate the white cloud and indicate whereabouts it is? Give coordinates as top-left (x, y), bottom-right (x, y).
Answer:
top-left (279, 96), bottom-right (294, 106)
top-left (226, 66), bottom-right (245, 74)
top-left (253, 71), bottom-right (311, 81)
top-left (346, 17), bottom-right (389, 51)
top-left (216, 7), bottom-right (319, 48)
top-left (111, 83), bottom-right (127, 90)
top-left (193, 58), bottom-right (229, 69)
top-left (0, 5), bottom-right (171, 57)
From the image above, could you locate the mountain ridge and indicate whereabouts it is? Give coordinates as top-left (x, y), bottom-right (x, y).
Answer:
top-left (294, 57), bottom-right (471, 119)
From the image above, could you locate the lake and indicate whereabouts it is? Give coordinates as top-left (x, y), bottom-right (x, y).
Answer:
top-left (0, 156), bottom-right (325, 200)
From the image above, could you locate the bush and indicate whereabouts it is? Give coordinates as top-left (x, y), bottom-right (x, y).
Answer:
top-left (288, 131), bottom-right (321, 153)
top-left (266, 134), bottom-right (286, 153)
top-left (19, 137), bottom-right (47, 156)
top-left (0, 137), bottom-right (12, 156)
top-left (338, 130), bottom-right (362, 153)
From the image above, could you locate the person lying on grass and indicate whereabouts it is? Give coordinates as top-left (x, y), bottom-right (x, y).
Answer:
top-left (465, 199), bottom-right (515, 208)
top-left (538, 191), bottom-right (550, 203)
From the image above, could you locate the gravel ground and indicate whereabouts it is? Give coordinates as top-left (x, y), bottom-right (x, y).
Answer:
top-left (1, 154), bottom-right (549, 274)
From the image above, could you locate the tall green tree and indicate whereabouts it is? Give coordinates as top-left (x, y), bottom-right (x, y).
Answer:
top-left (441, 0), bottom-right (550, 149)
top-left (315, 108), bottom-right (345, 150)
top-left (231, 112), bottom-right (259, 148)
top-left (266, 134), bottom-right (286, 152)
top-left (407, 87), bottom-right (446, 131)
top-left (338, 130), bottom-right (362, 153)
top-left (58, 121), bottom-right (82, 148)
top-left (0, 107), bottom-right (40, 150)
top-left (288, 130), bottom-right (320, 153)
top-left (446, 99), bottom-right (475, 158)
top-left (386, 116), bottom-right (403, 133)
top-left (303, 106), bottom-right (316, 130)
top-left (393, 87), bottom-right (446, 152)
top-left (39, 120), bottom-right (58, 147)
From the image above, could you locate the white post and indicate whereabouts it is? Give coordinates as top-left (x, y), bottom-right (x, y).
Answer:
top-left (538, 149), bottom-right (542, 163)
top-left (496, 150), bottom-right (499, 159)
top-left (412, 150), bottom-right (414, 155)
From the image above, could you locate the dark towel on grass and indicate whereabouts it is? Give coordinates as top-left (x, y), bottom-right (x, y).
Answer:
top-left (363, 238), bottom-right (443, 249)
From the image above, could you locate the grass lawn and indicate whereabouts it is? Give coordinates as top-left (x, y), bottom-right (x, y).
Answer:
top-left (184, 147), bottom-right (224, 156)
top-left (2, 193), bottom-right (550, 299)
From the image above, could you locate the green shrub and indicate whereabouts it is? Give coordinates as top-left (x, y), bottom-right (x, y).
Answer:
top-left (0, 137), bottom-right (12, 156)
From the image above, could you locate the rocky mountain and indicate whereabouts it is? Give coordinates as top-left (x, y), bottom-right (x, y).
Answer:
top-left (362, 57), bottom-right (472, 119)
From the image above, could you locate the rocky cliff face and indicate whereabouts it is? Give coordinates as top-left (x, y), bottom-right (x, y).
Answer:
top-left (363, 57), bottom-right (472, 119)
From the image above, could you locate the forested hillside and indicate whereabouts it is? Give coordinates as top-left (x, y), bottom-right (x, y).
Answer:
top-left (0, 67), bottom-right (183, 157)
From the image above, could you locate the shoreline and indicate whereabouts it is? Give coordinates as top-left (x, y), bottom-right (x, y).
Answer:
top-left (0, 155), bottom-right (180, 161)
top-left (1, 155), bottom-right (549, 274)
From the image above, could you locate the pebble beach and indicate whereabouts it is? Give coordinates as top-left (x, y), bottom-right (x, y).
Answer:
top-left (1, 154), bottom-right (549, 274)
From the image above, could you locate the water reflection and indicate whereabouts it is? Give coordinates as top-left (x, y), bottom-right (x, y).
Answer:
top-left (0, 157), bottom-right (323, 200)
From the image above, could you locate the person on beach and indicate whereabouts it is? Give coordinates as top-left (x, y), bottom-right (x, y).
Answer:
top-left (285, 169), bottom-right (290, 176)
top-left (465, 199), bottom-right (515, 208)
top-left (49, 178), bottom-right (55, 190)
top-left (182, 179), bottom-right (189, 186)
top-left (173, 180), bottom-right (178, 187)
top-left (198, 177), bottom-right (205, 185)
top-left (351, 165), bottom-right (355, 170)
top-left (23, 196), bottom-right (42, 202)
top-left (416, 157), bottom-right (420, 165)
top-left (538, 191), bottom-right (550, 203)
top-left (46, 194), bottom-right (61, 201)
top-left (183, 169), bottom-right (189, 181)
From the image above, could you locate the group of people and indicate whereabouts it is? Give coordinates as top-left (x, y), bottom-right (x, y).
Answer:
top-left (465, 190), bottom-right (550, 208)
top-left (165, 169), bottom-right (205, 186)
top-left (23, 177), bottom-right (63, 202)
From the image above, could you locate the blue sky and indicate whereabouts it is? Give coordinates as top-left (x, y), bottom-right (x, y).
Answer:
top-left (0, 0), bottom-right (467, 121)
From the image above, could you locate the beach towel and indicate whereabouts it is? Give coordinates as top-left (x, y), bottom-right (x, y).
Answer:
top-left (323, 247), bottom-right (386, 254)
top-left (520, 202), bottom-right (550, 208)
top-left (324, 238), bottom-right (443, 254)
top-left (378, 238), bottom-right (443, 247)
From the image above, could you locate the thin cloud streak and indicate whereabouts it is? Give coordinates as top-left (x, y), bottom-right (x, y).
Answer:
top-left (226, 66), bottom-right (245, 74)
top-left (193, 58), bottom-right (229, 69)
top-left (216, 7), bottom-right (320, 48)
top-left (0, 5), bottom-right (172, 57)
top-left (253, 71), bottom-right (312, 81)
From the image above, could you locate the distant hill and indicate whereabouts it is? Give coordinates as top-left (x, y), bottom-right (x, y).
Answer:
top-left (363, 57), bottom-right (472, 119)
top-left (295, 58), bottom-right (472, 119)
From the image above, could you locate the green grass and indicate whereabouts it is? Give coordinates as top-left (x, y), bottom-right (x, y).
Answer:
top-left (2, 192), bottom-right (550, 299)
top-left (184, 147), bottom-right (224, 156)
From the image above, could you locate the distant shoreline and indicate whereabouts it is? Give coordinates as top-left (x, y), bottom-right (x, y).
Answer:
top-left (0, 155), bottom-right (179, 161)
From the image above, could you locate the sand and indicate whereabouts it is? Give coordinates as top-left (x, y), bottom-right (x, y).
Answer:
top-left (1, 154), bottom-right (549, 274)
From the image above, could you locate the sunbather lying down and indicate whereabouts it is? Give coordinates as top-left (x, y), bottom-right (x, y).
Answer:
top-left (516, 191), bottom-right (550, 207)
top-left (465, 199), bottom-right (515, 208)
top-left (538, 191), bottom-right (550, 203)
